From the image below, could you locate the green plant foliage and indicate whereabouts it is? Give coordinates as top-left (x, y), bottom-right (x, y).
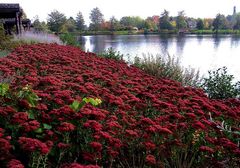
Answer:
top-left (47, 10), bottom-right (67, 33)
top-left (82, 97), bottom-right (102, 106)
top-left (201, 66), bottom-right (240, 99)
top-left (70, 98), bottom-right (102, 112)
top-left (0, 24), bottom-right (13, 50)
top-left (0, 24), bottom-right (33, 51)
top-left (133, 54), bottom-right (201, 87)
top-left (17, 85), bottom-right (40, 108)
top-left (0, 83), bottom-right (9, 96)
top-left (99, 47), bottom-right (123, 60)
top-left (60, 33), bottom-right (78, 46)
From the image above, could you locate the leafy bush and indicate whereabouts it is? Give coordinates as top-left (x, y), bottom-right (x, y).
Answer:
top-left (201, 66), bottom-right (240, 99)
top-left (0, 24), bottom-right (14, 50)
top-left (0, 24), bottom-right (36, 51)
top-left (0, 83), bottom-right (101, 168)
top-left (98, 47), bottom-right (123, 61)
top-left (133, 54), bottom-right (201, 87)
top-left (60, 33), bottom-right (78, 46)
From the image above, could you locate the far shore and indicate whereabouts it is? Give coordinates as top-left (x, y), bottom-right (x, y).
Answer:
top-left (69, 29), bottom-right (240, 36)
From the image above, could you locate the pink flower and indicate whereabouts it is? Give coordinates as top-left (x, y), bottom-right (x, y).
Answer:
top-left (192, 121), bottom-right (206, 130)
top-left (7, 159), bottom-right (24, 168)
top-left (199, 146), bottom-right (214, 153)
top-left (18, 137), bottom-right (50, 154)
top-left (89, 141), bottom-right (102, 152)
top-left (145, 154), bottom-right (156, 165)
top-left (57, 122), bottom-right (75, 132)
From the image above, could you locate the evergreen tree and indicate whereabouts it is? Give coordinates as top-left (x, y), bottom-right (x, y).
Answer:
top-left (159, 10), bottom-right (173, 30)
top-left (76, 12), bottom-right (85, 31)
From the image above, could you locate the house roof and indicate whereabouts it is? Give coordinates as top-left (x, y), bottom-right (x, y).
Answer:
top-left (0, 3), bottom-right (19, 9)
top-left (0, 3), bottom-right (21, 18)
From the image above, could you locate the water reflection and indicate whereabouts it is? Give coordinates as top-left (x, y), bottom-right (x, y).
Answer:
top-left (78, 34), bottom-right (240, 80)
top-left (176, 35), bottom-right (186, 56)
top-left (213, 35), bottom-right (221, 49)
top-left (158, 35), bottom-right (169, 55)
top-left (231, 35), bottom-right (240, 48)
top-left (196, 35), bottom-right (203, 45)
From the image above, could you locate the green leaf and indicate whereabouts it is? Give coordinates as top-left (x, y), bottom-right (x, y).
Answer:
top-left (234, 131), bottom-right (240, 135)
top-left (35, 128), bottom-right (43, 133)
top-left (0, 83), bottom-right (9, 96)
top-left (27, 110), bottom-right (35, 119)
top-left (82, 97), bottom-right (90, 103)
top-left (43, 123), bottom-right (52, 130)
top-left (70, 100), bottom-right (80, 111)
top-left (82, 97), bottom-right (102, 106)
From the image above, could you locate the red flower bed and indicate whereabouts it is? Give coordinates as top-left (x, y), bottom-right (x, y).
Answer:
top-left (0, 44), bottom-right (239, 167)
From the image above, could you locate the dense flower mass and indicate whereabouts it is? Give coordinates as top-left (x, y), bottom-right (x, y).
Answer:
top-left (18, 137), bottom-right (50, 154)
top-left (7, 159), bottom-right (24, 168)
top-left (0, 44), bottom-right (239, 167)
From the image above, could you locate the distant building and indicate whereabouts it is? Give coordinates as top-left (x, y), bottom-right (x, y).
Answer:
top-left (0, 3), bottom-right (30, 35)
top-left (186, 18), bottom-right (197, 29)
top-left (233, 6), bottom-right (236, 15)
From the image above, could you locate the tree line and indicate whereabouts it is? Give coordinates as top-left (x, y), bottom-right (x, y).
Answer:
top-left (32, 7), bottom-right (240, 33)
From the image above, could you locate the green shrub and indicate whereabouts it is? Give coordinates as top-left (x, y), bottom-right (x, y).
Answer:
top-left (98, 47), bottom-right (123, 61)
top-left (60, 33), bottom-right (78, 46)
top-left (133, 54), bottom-right (201, 87)
top-left (200, 66), bottom-right (240, 99)
top-left (0, 24), bottom-right (31, 51)
top-left (0, 24), bottom-right (13, 50)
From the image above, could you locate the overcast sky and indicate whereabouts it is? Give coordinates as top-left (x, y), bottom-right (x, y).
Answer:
top-left (3, 0), bottom-right (240, 24)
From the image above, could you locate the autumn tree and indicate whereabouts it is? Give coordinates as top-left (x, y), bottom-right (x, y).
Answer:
top-left (145, 17), bottom-right (158, 30)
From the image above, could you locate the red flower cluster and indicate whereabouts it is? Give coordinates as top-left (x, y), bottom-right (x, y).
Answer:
top-left (145, 154), bottom-right (156, 165)
top-left (21, 120), bottom-right (40, 132)
top-left (57, 122), bottom-right (76, 132)
top-left (7, 159), bottom-right (24, 168)
top-left (89, 141), bottom-right (102, 152)
top-left (62, 163), bottom-right (100, 168)
top-left (199, 146), bottom-right (215, 153)
top-left (0, 44), bottom-right (239, 167)
top-left (18, 137), bottom-right (50, 154)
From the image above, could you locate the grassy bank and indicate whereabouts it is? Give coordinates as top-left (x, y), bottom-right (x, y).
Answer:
top-left (190, 29), bottom-right (240, 34)
top-left (70, 29), bottom-right (240, 36)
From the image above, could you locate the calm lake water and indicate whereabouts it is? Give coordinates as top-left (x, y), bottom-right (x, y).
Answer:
top-left (78, 34), bottom-right (240, 80)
